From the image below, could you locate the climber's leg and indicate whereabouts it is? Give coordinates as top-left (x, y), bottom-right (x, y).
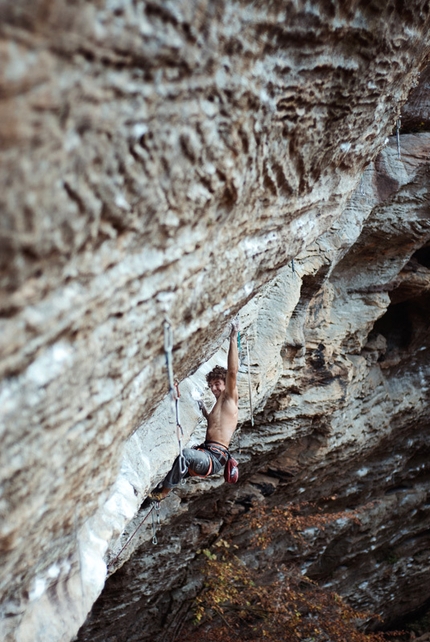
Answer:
top-left (163, 448), bottom-right (212, 489)
top-left (142, 448), bottom-right (224, 508)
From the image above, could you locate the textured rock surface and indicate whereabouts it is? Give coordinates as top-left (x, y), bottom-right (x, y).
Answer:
top-left (401, 59), bottom-right (430, 132)
top-left (76, 132), bottom-right (430, 642)
top-left (1, 2), bottom-right (430, 642)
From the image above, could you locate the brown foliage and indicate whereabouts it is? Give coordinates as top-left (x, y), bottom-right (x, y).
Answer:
top-left (249, 499), bottom-right (366, 550)
top-left (180, 543), bottom-right (384, 642)
top-left (178, 502), bottom-right (402, 642)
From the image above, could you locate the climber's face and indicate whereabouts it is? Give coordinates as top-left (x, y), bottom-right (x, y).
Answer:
top-left (209, 378), bottom-right (225, 398)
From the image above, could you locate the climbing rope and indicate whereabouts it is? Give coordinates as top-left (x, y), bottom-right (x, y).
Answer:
top-left (246, 339), bottom-right (254, 427)
top-left (151, 503), bottom-right (160, 545)
top-left (174, 381), bottom-right (187, 475)
top-left (396, 118), bottom-right (401, 160)
top-left (163, 319), bottom-right (175, 411)
top-left (108, 501), bottom-right (160, 569)
top-left (237, 322), bottom-right (245, 369)
top-left (237, 319), bottom-right (254, 427)
top-left (164, 319), bottom-right (187, 475)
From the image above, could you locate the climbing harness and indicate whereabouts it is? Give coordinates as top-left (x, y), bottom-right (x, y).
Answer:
top-left (189, 442), bottom-right (227, 478)
top-left (396, 118), bottom-right (401, 160)
top-left (189, 441), bottom-right (239, 483)
top-left (108, 501), bottom-right (159, 570)
top-left (163, 319), bottom-right (187, 476)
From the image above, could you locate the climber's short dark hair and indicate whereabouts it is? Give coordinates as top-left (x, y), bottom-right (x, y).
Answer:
top-left (206, 365), bottom-right (227, 384)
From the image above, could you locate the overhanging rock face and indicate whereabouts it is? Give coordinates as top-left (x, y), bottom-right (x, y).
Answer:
top-left (77, 132), bottom-right (430, 642)
top-left (1, 2), bottom-right (430, 642)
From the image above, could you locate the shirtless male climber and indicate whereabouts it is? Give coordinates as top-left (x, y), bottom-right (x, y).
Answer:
top-left (146, 319), bottom-right (239, 504)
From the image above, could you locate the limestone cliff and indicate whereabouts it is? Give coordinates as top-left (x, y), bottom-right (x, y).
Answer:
top-left (1, 2), bottom-right (430, 642)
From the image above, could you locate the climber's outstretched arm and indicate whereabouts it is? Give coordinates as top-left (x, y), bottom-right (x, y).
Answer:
top-left (226, 320), bottom-right (239, 402)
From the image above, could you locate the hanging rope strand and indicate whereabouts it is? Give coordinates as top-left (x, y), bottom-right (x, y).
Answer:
top-left (396, 118), bottom-right (401, 160)
top-left (174, 381), bottom-right (187, 475)
top-left (246, 339), bottom-right (254, 427)
top-left (108, 504), bottom-right (156, 569)
top-left (237, 327), bottom-right (243, 366)
top-left (151, 504), bottom-right (158, 545)
top-left (163, 319), bottom-right (175, 414)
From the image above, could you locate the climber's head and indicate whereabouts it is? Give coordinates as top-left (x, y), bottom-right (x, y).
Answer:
top-left (206, 365), bottom-right (227, 398)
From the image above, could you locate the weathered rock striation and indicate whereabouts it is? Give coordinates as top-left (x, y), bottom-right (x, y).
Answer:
top-left (1, 2), bottom-right (430, 642)
top-left (77, 130), bottom-right (430, 642)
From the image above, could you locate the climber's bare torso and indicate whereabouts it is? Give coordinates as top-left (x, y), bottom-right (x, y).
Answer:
top-left (206, 380), bottom-right (238, 448)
